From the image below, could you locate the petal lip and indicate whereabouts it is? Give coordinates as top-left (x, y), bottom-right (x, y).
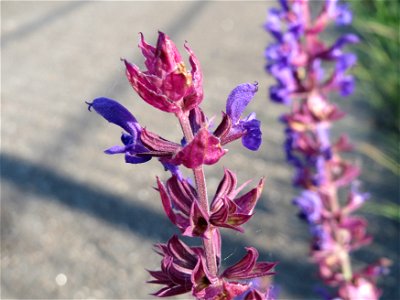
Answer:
top-left (87, 97), bottom-right (140, 136)
top-left (241, 117), bottom-right (262, 151)
top-left (226, 82), bottom-right (259, 124)
top-left (87, 97), bottom-right (155, 164)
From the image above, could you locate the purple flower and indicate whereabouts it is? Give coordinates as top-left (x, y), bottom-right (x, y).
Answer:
top-left (284, 127), bottom-right (302, 167)
top-left (265, 32), bottom-right (303, 66)
top-left (324, 52), bottom-right (357, 96)
top-left (310, 225), bottom-right (332, 251)
top-left (283, 124), bottom-right (329, 188)
top-left (268, 63), bottom-right (298, 90)
top-left (87, 98), bottom-right (226, 169)
top-left (267, 62), bottom-right (299, 105)
top-left (336, 53), bottom-right (357, 73)
top-left (326, 0), bottom-right (352, 25)
top-left (293, 190), bottom-right (323, 223)
top-left (337, 75), bottom-right (355, 96)
top-left (318, 34), bottom-right (359, 60)
top-left (241, 114), bottom-right (262, 151)
top-left (316, 123), bottom-right (331, 155)
top-left (344, 181), bottom-right (369, 214)
top-left (269, 84), bottom-right (292, 104)
top-left (86, 97), bottom-right (151, 164)
top-left (224, 83), bottom-right (262, 150)
top-left (264, 8), bottom-right (284, 40)
top-left (313, 155), bottom-right (327, 186)
top-left (265, 2), bottom-right (304, 41)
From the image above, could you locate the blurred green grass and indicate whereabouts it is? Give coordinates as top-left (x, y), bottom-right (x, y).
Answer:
top-left (363, 201), bottom-right (400, 222)
top-left (350, 0), bottom-right (399, 138)
top-left (348, 0), bottom-right (399, 222)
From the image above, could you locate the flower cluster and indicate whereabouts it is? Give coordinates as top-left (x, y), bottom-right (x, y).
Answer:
top-left (266, 0), bottom-right (358, 105)
top-left (265, 1), bottom-right (389, 299)
top-left (88, 31), bottom-right (275, 299)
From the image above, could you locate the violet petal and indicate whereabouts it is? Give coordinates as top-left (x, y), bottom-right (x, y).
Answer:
top-left (241, 117), bottom-right (262, 151)
top-left (226, 83), bottom-right (259, 124)
top-left (87, 97), bottom-right (140, 136)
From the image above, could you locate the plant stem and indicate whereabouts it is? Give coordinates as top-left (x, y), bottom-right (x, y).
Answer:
top-left (325, 158), bottom-right (353, 282)
top-left (301, 5), bottom-right (354, 281)
top-left (177, 112), bottom-right (218, 277)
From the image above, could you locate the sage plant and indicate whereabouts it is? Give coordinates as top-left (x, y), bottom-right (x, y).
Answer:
top-left (265, 0), bottom-right (389, 299)
top-left (87, 32), bottom-right (276, 299)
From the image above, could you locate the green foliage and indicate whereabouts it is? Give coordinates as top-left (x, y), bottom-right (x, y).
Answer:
top-left (363, 201), bottom-right (400, 222)
top-left (350, 0), bottom-right (399, 137)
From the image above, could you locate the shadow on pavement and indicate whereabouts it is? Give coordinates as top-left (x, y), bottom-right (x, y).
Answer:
top-left (1, 152), bottom-right (322, 298)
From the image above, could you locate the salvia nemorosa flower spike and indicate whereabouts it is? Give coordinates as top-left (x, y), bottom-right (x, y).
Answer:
top-left (265, 0), bottom-right (359, 105)
top-left (88, 30), bottom-right (276, 299)
top-left (265, 1), bottom-right (389, 299)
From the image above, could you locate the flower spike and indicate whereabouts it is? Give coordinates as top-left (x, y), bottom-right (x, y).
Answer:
top-left (265, 0), bottom-right (388, 298)
top-left (88, 30), bottom-right (275, 299)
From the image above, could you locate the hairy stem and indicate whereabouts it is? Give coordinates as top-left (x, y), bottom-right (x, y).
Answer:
top-left (177, 111), bottom-right (218, 277)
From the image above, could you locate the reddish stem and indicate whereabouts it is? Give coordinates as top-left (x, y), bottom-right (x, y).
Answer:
top-left (177, 111), bottom-right (218, 277)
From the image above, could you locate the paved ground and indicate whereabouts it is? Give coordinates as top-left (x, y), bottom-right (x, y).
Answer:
top-left (1, 1), bottom-right (399, 299)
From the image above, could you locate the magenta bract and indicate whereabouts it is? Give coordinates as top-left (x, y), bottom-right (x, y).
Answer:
top-left (157, 176), bottom-right (210, 238)
top-left (148, 235), bottom-right (203, 297)
top-left (222, 247), bottom-right (276, 280)
top-left (210, 169), bottom-right (265, 232)
top-left (125, 32), bottom-right (203, 114)
top-left (170, 128), bottom-right (227, 168)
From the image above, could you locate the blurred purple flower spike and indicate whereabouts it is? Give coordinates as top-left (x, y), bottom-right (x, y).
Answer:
top-left (293, 190), bottom-right (323, 224)
top-left (265, 0), bottom-right (388, 298)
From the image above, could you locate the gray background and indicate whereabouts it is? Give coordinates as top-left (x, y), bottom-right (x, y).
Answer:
top-left (1, 1), bottom-right (399, 299)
